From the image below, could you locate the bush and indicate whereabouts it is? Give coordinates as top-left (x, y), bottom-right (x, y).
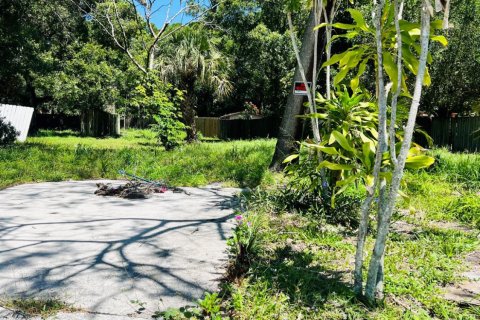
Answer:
top-left (0, 117), bottom-right (19, 146)
top-left (282, 149), bottom-right (363, 229)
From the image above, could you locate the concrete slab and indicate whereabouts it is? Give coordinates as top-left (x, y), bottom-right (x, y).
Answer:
top-left (0, 181), bottom-right (240, 319)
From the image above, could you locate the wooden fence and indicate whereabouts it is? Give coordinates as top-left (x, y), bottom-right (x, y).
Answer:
top-left (196, 117), bottom-right (278, 140)
top-left (0, 104), bottom-right (34, 142)
top-left (80, 110), bottom-right (120, 137)
top-left (429, 116), bottom-right (480, 152)
top-left (196, 117), bottom-right (220, 138)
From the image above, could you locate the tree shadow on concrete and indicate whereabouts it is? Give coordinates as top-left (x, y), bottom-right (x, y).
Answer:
top-left (0, 189), bottom-right (240, 315)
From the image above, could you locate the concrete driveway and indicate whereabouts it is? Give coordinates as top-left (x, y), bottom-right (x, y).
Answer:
top-left (0, 181), bottom-right (239, 319)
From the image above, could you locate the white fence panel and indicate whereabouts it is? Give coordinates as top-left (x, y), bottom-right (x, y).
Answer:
top-left (0, 104), bottom-right (34, 142)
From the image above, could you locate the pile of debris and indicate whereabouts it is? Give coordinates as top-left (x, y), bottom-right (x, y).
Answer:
top-left (95, 182), bottom-right (167, 199)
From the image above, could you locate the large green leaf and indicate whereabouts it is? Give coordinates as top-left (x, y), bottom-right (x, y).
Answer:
top-left (313, 22), bottom-right (328, 30)
top-left (318, 160), bottom-right (354, 170)
top-left (304, 144), bottom-right (339, 155)
top-left (383, 51), bottom-right (398, 89)
top-left (322, 51), bottom-right (348, 68)
top-left (361, 142), bottom-right (373, 170)
top-left (333, 67), bottom-right (350, 86)
top-left (331, 22), bottom-right (357, 30)
top-left (399, 20), bottom-right (421, 32)
top-left (332, 130), bottom-right (354, 152)
top-left (347, 9), bottom-right (370, 32)
top-left (283, 154), bottom-right (299, 163)
top-left (405, 155), bottom-right (435, 169)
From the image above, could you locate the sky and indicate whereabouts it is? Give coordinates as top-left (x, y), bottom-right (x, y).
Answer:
top-left (139, 0), bottom-right (212, 27)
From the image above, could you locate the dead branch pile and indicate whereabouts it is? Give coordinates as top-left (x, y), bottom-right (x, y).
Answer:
top-left (95, 182), bottom-right (167, 199)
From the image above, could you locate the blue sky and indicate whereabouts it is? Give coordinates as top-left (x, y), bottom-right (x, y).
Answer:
top-left (140, 0), bottom-right (212, 26)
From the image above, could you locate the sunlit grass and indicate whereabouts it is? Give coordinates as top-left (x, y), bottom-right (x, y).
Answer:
top-left (0, 130), bottom-right (276, 189)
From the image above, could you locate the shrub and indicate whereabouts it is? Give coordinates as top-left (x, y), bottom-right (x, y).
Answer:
top-left (131, 73), bottom-right (185, 150)
top-left (0, 117), bottom-right (19, 146)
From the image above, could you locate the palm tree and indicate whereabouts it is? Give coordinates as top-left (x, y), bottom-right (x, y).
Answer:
top-left (157, 28), bottom-right (233, 141)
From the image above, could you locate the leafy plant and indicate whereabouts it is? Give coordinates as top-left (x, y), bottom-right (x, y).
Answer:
top-left (131, 73), bottom-right (186, 150)
top-left (0, 117), bottom-right (19, 146)
top-left (227, 213), bottom-right (261, 268)
top-left (286, 87), bottom-right (435, 207)
top-left (197, 292), bottom-right (222, 318)
top-left (316, 7), bottom-right (448, 93)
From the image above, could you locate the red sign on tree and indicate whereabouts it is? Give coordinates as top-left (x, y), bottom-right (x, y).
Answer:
top-left (293, 81), bottom-right (311, 95)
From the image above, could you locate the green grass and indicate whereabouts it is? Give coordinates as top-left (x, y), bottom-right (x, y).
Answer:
top-left (429, 148), bottom-right (480, 189)
top-left (218, 199), bottom-right (479, 319)
top-left (213, 151), bottom-right (480, 320)
top-left (1, 298), bottom-right (80, 318)
top-left (28, 129), bottom-right (159, 149)
top-left (0, 129), bottom-right (276, 189)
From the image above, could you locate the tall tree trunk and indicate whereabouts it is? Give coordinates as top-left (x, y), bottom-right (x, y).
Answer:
top-left (269, 10), bottom-right (319, 171)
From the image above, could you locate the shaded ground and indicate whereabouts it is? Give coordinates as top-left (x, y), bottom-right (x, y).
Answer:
top-left (0, 181), bottom-right (240, 319)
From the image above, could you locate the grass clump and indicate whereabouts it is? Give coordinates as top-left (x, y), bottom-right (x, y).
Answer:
top-left (445, 194), bottom-right (480, 229)
top-left (1, 298), bottom-right (80, 318)
top-left (430, 149), bottom-right (480, 189)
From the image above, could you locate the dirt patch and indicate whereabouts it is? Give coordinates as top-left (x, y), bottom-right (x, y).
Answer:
top-left (428, 221), bottom-right (474, 233)
top-left (391, 220), bottom-right (419, 237)
top-left (444, 251), bottom-right (480, 306)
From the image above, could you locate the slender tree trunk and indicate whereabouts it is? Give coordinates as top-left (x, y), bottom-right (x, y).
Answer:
top-left (353, 193), bottom-right (374, 294)
top-left (364, 3), bottom-right (431, 302)
top-left (270, 10), bottom-right (319, 171)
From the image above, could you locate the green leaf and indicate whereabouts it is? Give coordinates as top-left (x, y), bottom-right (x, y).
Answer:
top-left (365, 174), bottom-right (374, 187)
top-left (431, 35), bottom-right (448, 47)
top-left (313, 22), bottom-right (328, 30)
top-left (347, 9), bottom-right (369, 32)
top-left (331, 31), bottom-right (359, 42)
top-left (318, 146), bottom-right (340, 155)
top-left (430, 20), bottom-right (444, 30)
top-left (303, 144), bottom-right (339, 155)
top-left (362, 142), bottom-right (372, 169)
top-left (379, 171), bottom-right (393, 183)
top-left (334, 67), bottom-right (350, 86)
top-left (399, 20), bottom-right (421, 31)
top-left (405, 155), bottom-right (435, 169)
top-left (331, 23), bottom-right (357, 30)
top-left (332, 130), bottom-right (354, 152)
top-left (283, 154), bottom-right (299, 163)
top-left (318, 160), bottom-right (354, 170)
top-left (383, 51), bottom-right (398, 90)
top-left (297, 113), bottom-right (328, 119)
top-left (336, 174), bottom-right (359, 187)
top-left (322, 51), bottom-right (348, 68)
top-left (350, 58), bottom-right (368, 91)
top-left (402, 46), bottom-right (420, 75)
top-left (328, 133), bottom-right (336, 145)
top-left (424, 67), bottom-right (431, 86)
